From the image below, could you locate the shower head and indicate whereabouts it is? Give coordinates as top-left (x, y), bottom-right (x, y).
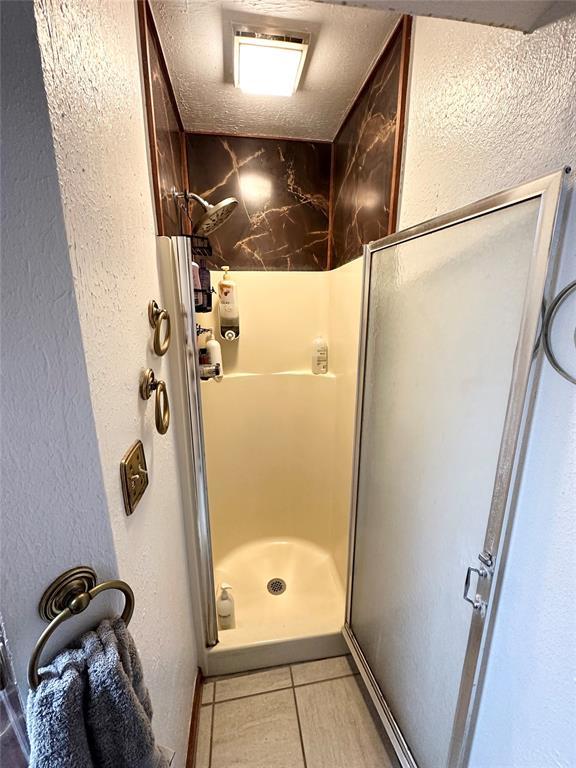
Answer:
top-left (187, 192), bottom-right (239, 236)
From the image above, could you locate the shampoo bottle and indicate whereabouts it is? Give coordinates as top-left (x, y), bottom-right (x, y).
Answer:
top-left (191, 259), bottom-right (202, 309)
top-left (199, 259), bottom-right (212, 312)
top-left (206, 331), bottom-right (223, 381)
top-left (217, 583), bottom-right (235, 630)
top-left (218, 266), bottom-right (240, 341)
top-left (312, 337), bottom-right (328, 374)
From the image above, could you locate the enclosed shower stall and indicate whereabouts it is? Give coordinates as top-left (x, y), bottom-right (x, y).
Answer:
top-left (200, 266), bottom-right (362, 662)
top-left (161, 237), bottom-right (364, 672)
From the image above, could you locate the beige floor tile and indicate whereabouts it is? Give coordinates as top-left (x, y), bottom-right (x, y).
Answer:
top-left (211, 689), bottom-right (305, 768)
top-left (291, 655), bottom-right (355, 686)
top-left (202, 681), bottom-right (214, 704)
top-left (296, 676), bottom-right (396, 768)
top-left (195, 705), bottom-right (212, 768)
top-left (214, 666), bottom-right (292, 702)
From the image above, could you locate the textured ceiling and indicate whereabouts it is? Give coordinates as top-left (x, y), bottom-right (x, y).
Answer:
top-left (150, 0), bottom-right (400, 141)
top-left (313, 0), bottom-right (576, 33)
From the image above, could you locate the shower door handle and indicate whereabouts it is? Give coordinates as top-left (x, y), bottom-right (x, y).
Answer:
top-left (463, 565), bottom-right (488, 614)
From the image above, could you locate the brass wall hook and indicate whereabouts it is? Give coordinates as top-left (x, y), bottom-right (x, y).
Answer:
top-left (148, 299), bottom-right (171, 356)
top-left (140, 368), bottom-right (170, 434)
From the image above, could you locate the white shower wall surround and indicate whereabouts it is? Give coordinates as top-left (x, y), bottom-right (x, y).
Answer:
top-left (399, 14), bottom-right (576, 767)
top-left (199, 263), bottom-right (363, 670)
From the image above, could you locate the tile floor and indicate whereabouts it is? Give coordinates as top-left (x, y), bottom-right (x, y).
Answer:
top-left (197, 656), bottom-right (400, 768)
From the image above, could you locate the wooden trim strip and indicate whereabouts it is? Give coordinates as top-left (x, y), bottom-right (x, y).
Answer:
top-left (185, 667), bottom-right (204, 768)
top-left (143, 0), bottom-right (185, 132)
top-left (180, 130), bottom-right (192, 235)
top-left (388, 15), bottom-right (413, 235)
top-left (137, 0), bottom-right (165, 235)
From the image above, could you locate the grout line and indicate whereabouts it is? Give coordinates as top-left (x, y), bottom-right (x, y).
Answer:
top-left (206, 662), bottom-right (294, 684)
top-left (214, 684), bottom-right (294, 705)
top-left (210, 671), bottom-right (358, 705)
top-left (208, 699), bottom-right (215, 768)
top-left (290, 666), bottom-right (309, 768)
top-left (292, 671), bottom-right (357, 688)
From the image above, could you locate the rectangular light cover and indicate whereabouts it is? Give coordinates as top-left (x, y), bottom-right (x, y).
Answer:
top-left (234, 33), bottom-right (308, 97)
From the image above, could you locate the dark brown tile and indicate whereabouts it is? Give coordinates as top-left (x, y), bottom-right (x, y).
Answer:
top-left (331, 31), bottom-right (403, 269)
top-left (187, 134), bottom-right (331, 271)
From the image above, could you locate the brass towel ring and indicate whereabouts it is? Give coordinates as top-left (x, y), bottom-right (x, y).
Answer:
top-left (28, 566), bottom-right (134, 689)
top-left (148, 299), bottom-right (171, 356)
top-left (140, 368), bottom-right (170, 434)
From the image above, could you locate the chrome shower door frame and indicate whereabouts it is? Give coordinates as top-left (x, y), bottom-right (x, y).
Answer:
top-left (170, 236), bottom-right (219, 648)
top-left (344, 171), bottom-right (567, 768)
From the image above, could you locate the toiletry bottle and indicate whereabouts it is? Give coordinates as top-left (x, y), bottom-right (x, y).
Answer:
top-left (206, 331), bottom-right (223, 381)
top-left (312, 337), bottom-right (328, 374)
top-left (218, 267), bottom-right (240, 341)
top-left (199, 259), bottom-right (212, 312)
top-left (217, 583), bottom-right (235, 630)
top-left (191, 259), bottom-right (203, 309)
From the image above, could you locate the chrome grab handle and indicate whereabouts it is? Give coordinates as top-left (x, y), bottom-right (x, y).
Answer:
top-left (463, 565), bottom-right (488, 613)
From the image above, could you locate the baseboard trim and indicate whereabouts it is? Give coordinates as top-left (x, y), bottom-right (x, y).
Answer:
top-left (185, 667), bottom-right (204, 768)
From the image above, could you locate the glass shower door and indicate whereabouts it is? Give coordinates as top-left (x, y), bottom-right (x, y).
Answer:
top-left (345, 174), bottom-right (565, 768)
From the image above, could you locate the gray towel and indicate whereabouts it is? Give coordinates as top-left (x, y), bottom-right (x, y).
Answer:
top-left (27, 617), bottom-right (168, 768)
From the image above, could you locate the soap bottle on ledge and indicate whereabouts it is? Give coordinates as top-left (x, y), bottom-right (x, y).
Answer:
top-left (218, 266), bottom-right (240, 341)
top-left (217, 583), bottom-right (235, 630)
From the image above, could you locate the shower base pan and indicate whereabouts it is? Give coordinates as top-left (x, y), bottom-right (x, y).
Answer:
top-left (206, 538), bottom-right (346, 676)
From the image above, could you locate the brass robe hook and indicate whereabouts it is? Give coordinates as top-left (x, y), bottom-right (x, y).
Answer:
top-left (140, 368), bottom-right (170, 435)
top-left (148, 299), bottom-right (171, 356)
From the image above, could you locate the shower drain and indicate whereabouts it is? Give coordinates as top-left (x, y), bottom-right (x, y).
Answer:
top-left (267, 578), bottom-right (286, 595)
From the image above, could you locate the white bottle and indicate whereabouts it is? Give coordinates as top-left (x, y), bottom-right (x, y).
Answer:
top-left (217, 583), bottom-right (235, 630)
top-left (312, 337), bottom-right (328, 375)
top-left (206, 331), bottom-right (223, 381)
top-left (218, 267), bottom-right (240, 341)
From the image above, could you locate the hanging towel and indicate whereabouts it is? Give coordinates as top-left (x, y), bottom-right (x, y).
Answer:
top-left (27, 617), bottom-right (168, 768)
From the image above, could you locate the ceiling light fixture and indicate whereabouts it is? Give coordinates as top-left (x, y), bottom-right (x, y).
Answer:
top-left (233, 26), bottom-right (310, 97)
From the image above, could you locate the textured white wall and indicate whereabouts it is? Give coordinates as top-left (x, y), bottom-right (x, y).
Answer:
top-left (0, 0), bottom-right (118, 697)
top-left (27, 0), bottom-right (200, 763)
top-left (399, 14), bottom-right (576, 767)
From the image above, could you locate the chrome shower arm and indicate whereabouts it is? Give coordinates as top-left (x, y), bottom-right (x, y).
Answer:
top-left (186, 192), bottom-right (211, 210)
top-left (169, 188), bottom-right (209, 210)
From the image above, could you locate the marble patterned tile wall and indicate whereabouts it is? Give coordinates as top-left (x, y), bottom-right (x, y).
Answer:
top-left (186, 134), bottom-right (331, 270)
top-left (331, 28), bottom-right (403, 269)
top-left (146, 18), bottom-right (187, 236)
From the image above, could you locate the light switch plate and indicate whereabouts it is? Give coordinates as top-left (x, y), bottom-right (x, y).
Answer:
top-left (120, 440), bottom-right (149, 516)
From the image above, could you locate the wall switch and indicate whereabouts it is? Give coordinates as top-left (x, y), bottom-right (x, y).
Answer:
top-left (120, 440), bottom-right (149, 516)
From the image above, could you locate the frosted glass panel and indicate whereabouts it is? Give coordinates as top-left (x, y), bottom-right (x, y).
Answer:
top-left (351, 198), bottom-right (540, 768)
